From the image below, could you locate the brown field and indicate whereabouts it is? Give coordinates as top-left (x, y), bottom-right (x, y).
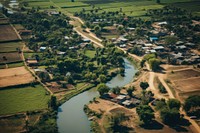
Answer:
top-left (167, 68), bottom-right (200, 94)
top-left (0, 24), bottom-right (20, 42)
top-left (45, 81), bottom-right (75, 93)
top-left (0, 115), bottom-right (25, 133)
top-left (174, 77), bottom-right (200, 92)
top-left (0, 66), bottom-right (35, 88)
top-left (0, 52), bottom-right (22, 64)
top-left (0, 18), bottom-right (9, 24)
top-left (168, 69), bottom-right (200, 80)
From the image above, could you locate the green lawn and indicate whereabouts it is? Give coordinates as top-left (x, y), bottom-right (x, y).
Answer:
top-left (0, 85), bottom-right (50, 115)
top-left (0, 42), bottom-right (23, 53)
top-left (85, 50), bottom-right (96, 58)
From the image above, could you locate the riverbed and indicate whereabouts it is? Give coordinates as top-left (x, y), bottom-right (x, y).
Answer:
top-left (57, 58), bottom-right (137, 133)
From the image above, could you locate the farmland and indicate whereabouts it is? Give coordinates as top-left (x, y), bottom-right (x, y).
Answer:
top-left (24, 0), bottom-right (200, 17)
top-left (0, 84), bottom-right (50, 115)
top-left (0, 52), bottom-right (22, 64)
top-left (0, 42), bottom-right (23, 53)
top-left (0, 24), bottom-right (20, 42)
top-left (0, 66), bottom-right (35, 87)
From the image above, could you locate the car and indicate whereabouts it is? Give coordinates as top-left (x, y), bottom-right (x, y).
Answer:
top-left (190, 116), bottom-right (197, 119)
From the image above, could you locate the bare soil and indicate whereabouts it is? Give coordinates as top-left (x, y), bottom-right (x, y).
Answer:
top-left (0, 66), bottom-right (35, 87)
top-left (0, 25), bottom-right (20, 42)
top-left (45, 81), bottom-right (75, 93)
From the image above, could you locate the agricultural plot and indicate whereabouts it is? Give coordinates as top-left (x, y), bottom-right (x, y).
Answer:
top-left (0, 84), bottom-right (50, 115)
top-left (0, 66), bottom-right (35, 87)
top-left (27, 1), bottom-right (55, 9)
top-left (168, 69), bottom-right (200, 93)
top-left (0, 25), bottom-right (20, 42)
top-left (0, 18), bottom-right (9, 25)
top-left (0, 42), bottom-right (23, 53)
top-left (0, 52), bottom-right (22, 64)
top-left (174, 77), bottom-right (200, 92)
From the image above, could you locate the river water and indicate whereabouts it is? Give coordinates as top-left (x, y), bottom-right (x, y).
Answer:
top-left (57, 58), bottom-right (137, 133)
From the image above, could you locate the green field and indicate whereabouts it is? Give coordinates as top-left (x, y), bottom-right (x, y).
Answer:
top-left (0, 42), bottom-right (23, 53)
top-left (85, 50), bottom-right (96, 58)
top-left (0, 85), bottom-right (50, 115)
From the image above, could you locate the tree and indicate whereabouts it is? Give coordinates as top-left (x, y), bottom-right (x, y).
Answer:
top-left (48, 96), bottom-right (57, 110)
top-left (160, 108), bottom-right (180, 125)
top-left (140, 82), bottom-right (149, 90)
top-left (149, 58), bottom-right (160, 71)
top-left (167, 99), bottom-right (181, 110)
top-left (184, 95), bottom-right (200, 115)
top-left (126, 86), bottom-right (135, 97)
top-left (164, 36), bottom-right (178, 45)
top-left (136, 105), bottom-right (155, 124)
top-left (156, 0), bottom-right (160, 4)
top-left (99, 74), bottom-right (107, 83)
top-left (112, 87), bottom-right (121, 95)
top-left (97, 84), bottom-right (109, 96)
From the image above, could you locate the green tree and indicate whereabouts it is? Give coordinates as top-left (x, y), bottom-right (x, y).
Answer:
top-left (97, 84), bottom-right (109, 96)
top-left (160, 108), bottom-right (180, 125)
top-left (99, 74), bottom-right (107, 83)
top-left (149, 58), bottom-right (160, 71)
top-left (184, 95), bottom-right (200, 115)
top-left (156, 0), bottom-right (160, 4)
top-left (167, 99), bottom-right (181, 110)
top-left (164, 36), bottom-right (178, 45)
top-left (140, 82), bottom-right (149, 90)
top-left (126, 86), bottom-right (135, 97)
top-left (136, 105), bottom-right (155, 124)
top-left (48, 96), bottom-right (57, 110)
top-left (112, 87), bottom-right (121, 95)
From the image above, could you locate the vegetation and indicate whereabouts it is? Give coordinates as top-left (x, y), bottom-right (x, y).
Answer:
top-left (136, 105), bottom-right (155, 125)
top-left (97, 83), bottom-right (109, 96)
top-left (0, 85), bottom-right (50, 115)
top-left (140, 82), bottom-right (149, 90)
top-left (184, 95), bottom-right (200, 117)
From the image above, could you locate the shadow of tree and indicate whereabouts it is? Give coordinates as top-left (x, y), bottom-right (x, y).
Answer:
top-left (140, 120), bottom-right (164, 130)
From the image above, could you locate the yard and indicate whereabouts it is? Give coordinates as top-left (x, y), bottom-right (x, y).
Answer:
top-left (0, 84), bottom-right (50, 115)
top-left (0, 24), bottom-right (20, 42)
top-left (84, 50), bottom-right (96, 58)
top-left (0, 66), bottom-right (35, 87)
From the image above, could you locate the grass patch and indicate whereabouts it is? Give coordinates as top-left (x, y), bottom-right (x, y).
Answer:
top-left (0, 42), bottom-right (23, 53)
top-left (0, 85), bottom-right (50, 115)
top-left (85, 50), bottom-right (96, 58)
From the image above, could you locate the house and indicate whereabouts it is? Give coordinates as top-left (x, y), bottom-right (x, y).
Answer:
top-left (122, 100), bottom-right (132, 107)
top-left (57, 51), bottom-right (66, 55)
top-left (64, 36), bottom-right (70, 40)
top-left (176, 41), bottom-right (184, 45)
top-left (116, 95), bottom-right (126, 103)
top-left (176, 45), bottom-right (187, 50)
top-left (39, 47), bottom-right (46, 52)
top-left (144, 43), bottom-right (153, 47)
top-left (154, 46), bottom-right (165, 52)
top-left (27, 59), bottom-right (38, 66)
top-left (127, 27), bottom-right (135, 31)
top-left (119, 44), bottom-right (126, 48)
top-left (158, 21), bottom-right (167, 25)
top-left (149, 37), bottom-right (158, 42)
top-left (83, 38), bottom-right (90, 43)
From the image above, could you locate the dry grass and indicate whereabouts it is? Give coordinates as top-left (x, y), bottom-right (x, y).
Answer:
top-left (0, 25), bottom-right (20, 42)
top-left (0, 52), bottom-right (22, 64)
top-left (0, 66), bottom-right (35, 87)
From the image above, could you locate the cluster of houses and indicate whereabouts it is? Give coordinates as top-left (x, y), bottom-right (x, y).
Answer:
top-left (113, 21), bottom-right (200, 65)
top-left (102, 93), bottom-right (141, 108)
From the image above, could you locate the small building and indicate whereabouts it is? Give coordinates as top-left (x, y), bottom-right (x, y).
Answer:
top-left (64, 36), bottom-right (69, 40)
top-left (149, 37), bottom-right (158, 42)
top-left (27, 59), bottom-right (38, 66)
top-left (39, 47), bottom-right (46, 52)
top-left (176, 41), bottom-right (184, 45)
top-left (116, 95), bottom-right (126, 102)
top-left (122, 100), bottom-right (132, 107)
top-left (144, 43), bottom-right (153, 47)
top-left (83, 38), bottom-right (90, 43)
top-left (19, 30), bottom-right (32, 35)
top-left (119, 44), bottom-right (126, 48)
top-left (158, 21), bottom-right (167, 25)
top-left (57, 51), bottom-right (66, 55)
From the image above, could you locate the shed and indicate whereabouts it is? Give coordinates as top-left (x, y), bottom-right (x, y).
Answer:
top-left (122, 100), bottom-right (132, 106)
top-left (83, 38), bottom-right (90, 42)
top-left (39, 47), bottom-right (46, 52)
top-left (150, 37), bottom-right (158, 42)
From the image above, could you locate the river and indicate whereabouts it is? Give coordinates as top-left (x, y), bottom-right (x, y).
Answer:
top-left (57, 58), bottom-right (137, 133)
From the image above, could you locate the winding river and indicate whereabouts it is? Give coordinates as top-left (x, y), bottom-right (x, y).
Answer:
top-left (57, 58), bottom-right (137, 133)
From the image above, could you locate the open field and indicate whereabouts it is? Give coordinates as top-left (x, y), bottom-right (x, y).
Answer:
top-left (0, 52), bottom-right (22, 64)
top-left (174, 77), bottom-right (200, 92)
top-left (0, 24), bottom-right (20, 42)
top-left (0, 42), bottom-right (23, 53)
top-left (13, 24), bottom-right (25, 31)
top-left (0, 66), bottom-right (35, 88)
top-left (85, 50), bottom-right (95, 58)
top-left (0, 84), bottom-right (50, 115)
top-left (23, 0), bottom-right (200, 17)
top-left (167, 68), bottom-right (200, 95)
top-left (0, 18), bottom-right (9, 25)
top-left (168, 69), bottom-right (200, 81)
